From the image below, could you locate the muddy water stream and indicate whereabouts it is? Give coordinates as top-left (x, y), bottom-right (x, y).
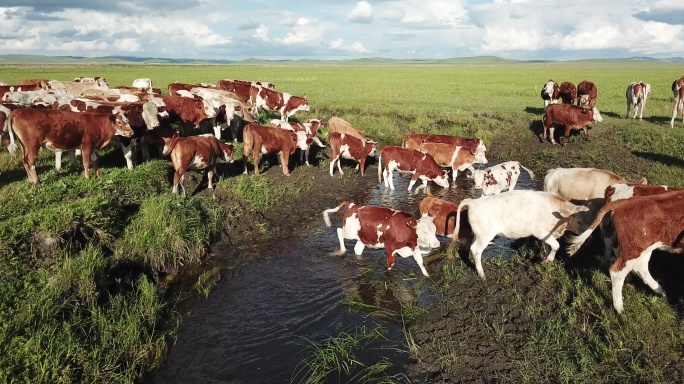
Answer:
top-left (150, 163), bottom-right (536, 383)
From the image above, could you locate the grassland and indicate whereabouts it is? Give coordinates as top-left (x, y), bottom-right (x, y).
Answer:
top-left (1, 61), bottom-right (684, 382)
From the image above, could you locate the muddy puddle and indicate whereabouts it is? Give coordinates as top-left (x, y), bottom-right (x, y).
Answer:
top-left (149, 162), bottom-right (537, 383)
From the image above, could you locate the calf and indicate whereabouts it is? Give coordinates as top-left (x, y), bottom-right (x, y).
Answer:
top-left (567, 190), bottom-right (684, 313)
top-left (323, 202), bottom-right (440, 277)
top-left (417, 142), bottom-right (488, 181)
top-left (449, 190), bottom-right (589, 280)
top-left (250, 87), bottom-right (309, 121)
top-left (600, 183), bottom-right (684, 261)
top-left (378, 145), bottom-right (450, 193)
top-left (577, 80), bottom-right (598, 109)
top-left (542, 103), bottom-right (603, 145)
top-left (7, 108), bottom-right (133, 184)
top-left (671, 78), bottom-right (684, 128)
top-left (544, 167), bottom-right (647, 233)
top-left (161, 134), bottom-right (234, 196)
top-left (626, 82), bottom-right (651, 120)
top-left (540, 80), bottom-right (560, 107)
top-left (472, 161), bottom-right (535, 195)
top-left (270, 119), bottom-right (326, 166)
top-left (402, 133), bottom-right (485, 155)
top-left (328, 132), bottom-right (377, 177)
top-left (327, 117), bottom-right (370, 142)
top-left (558, 81), bottom-right (577, 104)
top-left (242, 123), bottom-right (298, 176)
top-left (419, 188), bottom-right (467, 237)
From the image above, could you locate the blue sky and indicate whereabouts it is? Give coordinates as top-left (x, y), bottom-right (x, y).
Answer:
top-left (0, 0), bottom-right (682, 61)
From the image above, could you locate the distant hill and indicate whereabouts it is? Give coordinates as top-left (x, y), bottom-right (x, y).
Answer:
top-left (0, 54), bottom-right (682, 65)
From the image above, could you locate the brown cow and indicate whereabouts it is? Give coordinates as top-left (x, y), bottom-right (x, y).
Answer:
top-left (270, 119), bottom-right (326, 166)
top-left (568, 190), bottom-right (684, 313)
top-left (242, 123), bottom-right (298, 176)
top-left (323, 202), bottom-right (440, 277)
top-left (577, 80), bottom-right (598, 109)
top-left (402, 133), bottom-right (485, 155)
top-left (419, 188), bottom-right (468, 237)
top-left (671, 78), bottom-right (684, 128)
top-left (558, 81), bottom-right (577, 104)
top-left (158, 94), bottom-right (209, 136)
top-left (17, 79), bottom-right (50, 86)
top-left (216, 80), bottom-right (257, 104)
top-left (250, 87), bottom-right (309, 121)
top-left (7, 109), bottom-right (133, 183)
top-left (378, 145), bottom-right (450, 193)
top-left (417, 142), bottom-right (488, 181)
top-left (327, 117), bottom-right (370, 142)
top-left (542, 103), bottom-right (603, 145)
top-left (327, 132), bottom-right (378, 177)
top-left (540, 80), bottom-right (560, 107)
top-left (161, 134), bottom-right (234, 196)
top-left (599, 183), bottom-right (684, 261)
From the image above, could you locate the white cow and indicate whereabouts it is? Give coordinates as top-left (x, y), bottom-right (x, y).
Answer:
top-left (626, 82), bottom-right (651, 120)
top-left (472, 161), bottom-right (535, 195)
top-left (448, 190), bottom-right (589, 280)
top-left (132, 78), bottom-right (153, 90)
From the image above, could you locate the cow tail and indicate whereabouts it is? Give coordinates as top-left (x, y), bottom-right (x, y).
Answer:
top-left (520, 165), bottom-right (536, 180)
top-left (312, 136), bottom-right (326, 148)
top-left (567, 201), bottom-right (622, 256)
top-left (7, 112), bottom-right (18, 156)
top-left (448, 199), bottom-right (471, 250)
top-left (377, 149), bottom-right (383, 183)
top-left (323, 201), bottom-right (351, 227)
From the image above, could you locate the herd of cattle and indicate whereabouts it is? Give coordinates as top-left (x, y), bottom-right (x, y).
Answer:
top-left (2, 74), bottom-right (684, 314)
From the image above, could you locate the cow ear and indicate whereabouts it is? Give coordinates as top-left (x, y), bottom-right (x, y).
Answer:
top-left (406, 219), bottom-right (418, 229)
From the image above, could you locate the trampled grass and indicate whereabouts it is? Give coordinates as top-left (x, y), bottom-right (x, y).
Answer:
top-left (2, 61), bottom-right (684, 382)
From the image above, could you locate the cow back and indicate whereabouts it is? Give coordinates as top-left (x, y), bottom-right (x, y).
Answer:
top-left (328, 117), bottom-right (369, 142)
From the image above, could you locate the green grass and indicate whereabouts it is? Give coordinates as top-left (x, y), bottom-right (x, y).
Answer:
top-left (2, 61), bottom-right (684, 382)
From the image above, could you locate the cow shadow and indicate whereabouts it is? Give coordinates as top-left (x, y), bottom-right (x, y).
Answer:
top-left (632, 151), bottom-right (684, 168)
top-left (599, 111), bottom-right (621, 119)
top-left (644, 116), bottom-right (676, 125)
top-left (524, 106), bottom-right (545, 115)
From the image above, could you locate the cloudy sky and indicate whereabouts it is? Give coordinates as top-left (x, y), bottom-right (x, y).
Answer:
top-left (0, 0), bottom-right (682, 61)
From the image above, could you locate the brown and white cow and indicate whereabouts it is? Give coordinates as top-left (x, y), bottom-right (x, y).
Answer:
top-left (323, 202), bottom-right (440, 277)
top-left (543, 167), bottom-right (647, 233)
top-left (158, 94), bottom-right (209, 136)
top-left (402, 133), bottom-right (486, 156)
top-left (540, 80), bottom-right (560, 107)
top-left (419, 188), bottom-right (467, 237)
top-left (216, 79), bottom-right (256, 104)
top-left (242, 123), bottom-right (299, 176)
top-left (270, 119), bottom-right (326, 166)
top-left (0, 84), bottom-right (48, 100)
top-left (558, 81), bottom-right (577, 104)
top-left (250, 87), bottom-right (309, 122)
top-left (577, 80), bottom-right (598, 109)
top-left (378, 145), bottom-right (450, 193)
top-left (542, 103), bottom-right (603, 145)
top-left (567, 190), bottom-right (684, 313)
top-left (671, 78), bottom-right (684, 128)
top-left (328, 132), bottom-right (378, 177)
top-left (161, 134), bottom-right (234, 196)
top-left (7, 108), bottom-right (133, 184)
top-left (417, 142), bottom-right (488, 181)
top-left (626, 82), bottom-right (651, 120)
top-left (599, 183), bottom-right (684, 261)
top-left (449, 190), bottom-right (589, 280)
top-left (471, 161), bottom-right (535, 195)
top-left (17, 79), bottom-right (50, 86)
top-left (327, 117), bottom-right (370, 142)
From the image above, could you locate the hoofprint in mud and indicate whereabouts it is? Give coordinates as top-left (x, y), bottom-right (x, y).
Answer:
top-left (322, 202), bottom-right (440, 277)
top-left (471, 161), bottom-right (536, 195)
top-left (448, 190), bottom-right (589, 280)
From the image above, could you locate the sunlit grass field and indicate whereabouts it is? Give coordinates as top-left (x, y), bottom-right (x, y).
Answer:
top-left (1, 61), bottom-right (684, 382)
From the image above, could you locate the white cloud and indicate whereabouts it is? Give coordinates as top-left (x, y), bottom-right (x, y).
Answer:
top-left (348, 1), bottom-right (372, 23)
top-left (253, 24), bottom-right (269, 42)
top-left (113, 38), bottom-right (140, 52)
top-left (329, 38), bottom-right (369, 53)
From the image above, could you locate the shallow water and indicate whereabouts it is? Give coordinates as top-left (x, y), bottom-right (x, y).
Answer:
top-left (149, 162), bottom-right (537, 383)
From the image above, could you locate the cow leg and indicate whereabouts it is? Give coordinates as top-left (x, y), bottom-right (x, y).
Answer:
top-left (359, 158), bottom-right (366, 176)
top-left (385, 248), bottom-right (396, 271)
top-left (411, 249), bottom-right (429, 277)
top-left (54, 151), bottom-right (63, 172)
top-left (583, 127), bottom-right (590, 141)
top-left (207, 167), bottom-right (215, 190)
top-left (407, 174), bottom-right (420, 192)
top-left (634, 246), bottom-right (666, 297)
top-left (280, 152), bottom-right (290, 176)
top-left (329, 155), bottom-right (339, 176)
top-left (626, 99), bottom-right (631, 118)
top-left (353, 241), bottom-right (365, 255)
top-left (172, 170), bottom-right (183, 194)
top-left (609, 251), bottom-right (636, 314)
top-left (120, 141), bottom-right (134, 170)
top-left (382, 164), bottom-right (392, 188)
top-left (549, 127), bottom-right (556, 145)
top-left (451, 166), bottom-right (458, 182)
top-left (252, 151), bottom-right (261, 176)
top-left (81, 148), bottom-right (93, 179)
top-left (541, 236), bottom-right (560, 263)
top-left (22, 147), bottom-right (40, 185)
top-left (639, 101), bottom-right (645, 121)
top-left (337, 158), bottom-right (344, 176)
top-left (469, 236), bottom-right (491, 280)
top-left (413, 178), bottom-right (428, 194)
top-left (335, 228), bottom-right (347, 256)
top-left (69, 149), bottom-right (78, 168)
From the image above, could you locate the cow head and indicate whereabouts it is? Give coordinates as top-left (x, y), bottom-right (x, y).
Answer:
top-left (295, 131), bottom-right (310, 150)
top-left (471, 169), bottom-right (486, 189)
top-left (111, 112), bottom-right (134, 138)
top-left (218, 141), bottom-right (235, 163)
top-left (366, 140), bottom-right (378, 156)
top-left (432, 170), bottom-right (450, 188)
top-left (473, 147), bottom-right (488, 164)
top-left (413, 213), bottom-right (441, 249)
